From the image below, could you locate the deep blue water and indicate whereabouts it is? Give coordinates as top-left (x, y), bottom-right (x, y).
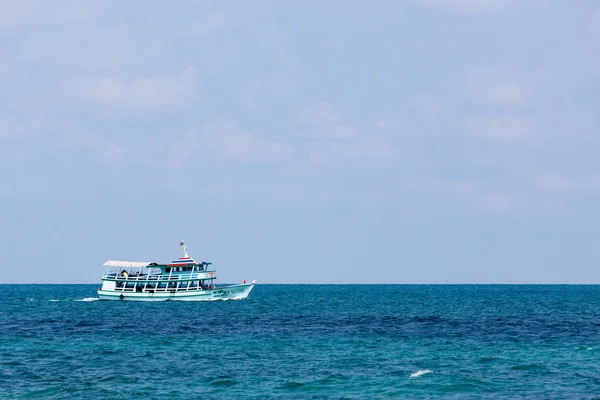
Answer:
top-left (1, 285), bottom-right (600, 399)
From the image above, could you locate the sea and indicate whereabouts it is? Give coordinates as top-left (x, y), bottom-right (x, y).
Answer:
top-left (1, 284), bottom-right (599, 399)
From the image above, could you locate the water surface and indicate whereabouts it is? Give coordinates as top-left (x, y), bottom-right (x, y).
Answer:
top-left (1, 284), bottom-right (599, 398)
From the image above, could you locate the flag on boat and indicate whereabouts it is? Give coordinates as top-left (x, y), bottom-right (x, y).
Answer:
top-left (169, 240), bottom-right (194, 266)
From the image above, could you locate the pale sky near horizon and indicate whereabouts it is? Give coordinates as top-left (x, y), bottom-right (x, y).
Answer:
top-left (1, 0), bottom-right (599, 284)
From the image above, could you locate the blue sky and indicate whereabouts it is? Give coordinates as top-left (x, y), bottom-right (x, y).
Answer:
top-left (1, 0), bottom-right (599, 283)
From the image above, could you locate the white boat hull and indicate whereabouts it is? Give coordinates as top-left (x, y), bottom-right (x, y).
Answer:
top-left (97, 283), bottom-right (254, 301)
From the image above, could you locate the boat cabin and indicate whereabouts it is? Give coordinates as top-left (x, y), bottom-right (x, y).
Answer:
top-left (101, 259), bottom-right (217, 294)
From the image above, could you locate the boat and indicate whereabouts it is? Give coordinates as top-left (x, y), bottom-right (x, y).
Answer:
top-left (97, 241), bottom-right (255, 301)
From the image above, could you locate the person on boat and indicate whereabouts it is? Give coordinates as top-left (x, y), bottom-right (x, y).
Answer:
top-left (121, 270), bottom-right (128, 278)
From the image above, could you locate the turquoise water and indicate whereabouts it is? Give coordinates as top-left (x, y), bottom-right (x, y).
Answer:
top-left (1, 284), bottom-right (599, 399)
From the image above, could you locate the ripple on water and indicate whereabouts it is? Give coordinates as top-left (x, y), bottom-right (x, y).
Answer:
top-left (279, 381), bottom-right (305, 389)
top-left (2, 284), bottom-right (600, 398)
top-left (510, 364), bottom-right (542, 371)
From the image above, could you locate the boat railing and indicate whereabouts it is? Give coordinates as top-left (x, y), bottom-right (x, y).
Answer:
top-left (101, 271), bottom-right (216, 281)
top-left (112, 285), bottom-right (214, 293)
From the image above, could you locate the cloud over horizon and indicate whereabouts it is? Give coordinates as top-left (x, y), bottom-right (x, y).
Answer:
top-left (1, 0), bottom-right (599, 283)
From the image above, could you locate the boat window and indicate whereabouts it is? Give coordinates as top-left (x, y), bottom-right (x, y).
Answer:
top-left (166, 267), bottom-right (171, 273)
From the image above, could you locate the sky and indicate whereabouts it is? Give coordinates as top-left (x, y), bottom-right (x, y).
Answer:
top-left (1, 0), bottom-right (599, 284)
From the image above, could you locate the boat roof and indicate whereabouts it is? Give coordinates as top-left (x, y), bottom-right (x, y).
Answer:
top-left (103, 261), bottom-right (153, 268)
top-left (168, 257), bottom-right (197, 266)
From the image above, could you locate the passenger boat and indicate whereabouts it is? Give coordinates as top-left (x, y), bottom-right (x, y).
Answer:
top-left (97, 242), bottom-right (255, 301)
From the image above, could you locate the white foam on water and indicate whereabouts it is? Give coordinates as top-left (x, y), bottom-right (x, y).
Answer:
top-left (76, 298), bottom-right (99, 302)
top-left (49, 300), bottom-right (59, 302)
top-left (410, 370), bottom-right (432, 378)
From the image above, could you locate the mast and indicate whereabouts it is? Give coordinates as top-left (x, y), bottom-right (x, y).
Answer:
top-left (180, 240), bottom-right (189, 258)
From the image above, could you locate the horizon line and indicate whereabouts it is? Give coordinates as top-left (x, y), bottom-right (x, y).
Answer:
top-left (2, 282), bottom-right (600, 285)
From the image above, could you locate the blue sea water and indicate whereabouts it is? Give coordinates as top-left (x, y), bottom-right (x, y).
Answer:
top-left (1, 284), bottom-right (600, 399)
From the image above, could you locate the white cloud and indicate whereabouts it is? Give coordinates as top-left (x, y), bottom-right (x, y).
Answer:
top-left (590, 8), bottom-right (600, 33)
top-left (308, 134), bottom-right (395, 165)
top-left (9, 2), bottom-right (236, 74)
top-left (308, 150), bottom-right (327, 165)
top-left (464, 67), bottom-right (525, 105)
top-left (0, 0), bottom-right (89, 31)
top-left (377, 118), bottom-right (395, 129)
top-left (298, 102), bottom-right (399, 163)
top-left (0, 120), bottom-right (26, 138)
top-left (410, 94), bottom-right (442, 120)
top-left (418, 0), bottom-right (513, 13)
top-left (70, 132), bottom-right (123, 163)
top-left (317, 102), bottom-right (339, 124)
top-left (467, 115), bottom-right (534, 141)
top-left (299, 102), bottom-right (357, 138)
top-left (237, 89), bottom-right (259, 112)
top-left (186, 10), bottom-right (239, 35)
top-left (356, 135), bottom-right (395, 157)
top-left (171, 119), bottom-right (292, 165)
top-left (476, 192), bottom-right (520, 213)
top-left (534, 173), bottom-right (570, 192)
top-left (325, 125), bottom-right (355, 138)
top-left (0, 0), bottom-right (31, 29)
top-left (0, 120), bottom-right (124, 166)
top-left (72, 66), bottom-right (199, 110)
top-left (534, 173), bottom-right (600, 194)
top-left (303, 102), bottom-right (339, 125)
top-left (0, 119), bottom-right (44, 139)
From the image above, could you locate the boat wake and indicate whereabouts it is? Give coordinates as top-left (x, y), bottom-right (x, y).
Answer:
top-left (76, 298), bottom-right (100, 302)
top-left (170, 296), bottom-right (248, 302)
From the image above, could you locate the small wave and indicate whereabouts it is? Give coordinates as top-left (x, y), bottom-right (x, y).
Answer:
top-left (511, 364), bottom-right (539, 371)
top-left (210, 379), bottom-right (238, 386)
top-left (76, 298), bottom-right (99, 302)
top-left (410, 369), bottom-right (432, 378)
top-left (281, 382), bottom-right (305, 389)
top-left (76, 320), bottom-right (99, 327)
top-left (49, 300), bottom-right (59, 302)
